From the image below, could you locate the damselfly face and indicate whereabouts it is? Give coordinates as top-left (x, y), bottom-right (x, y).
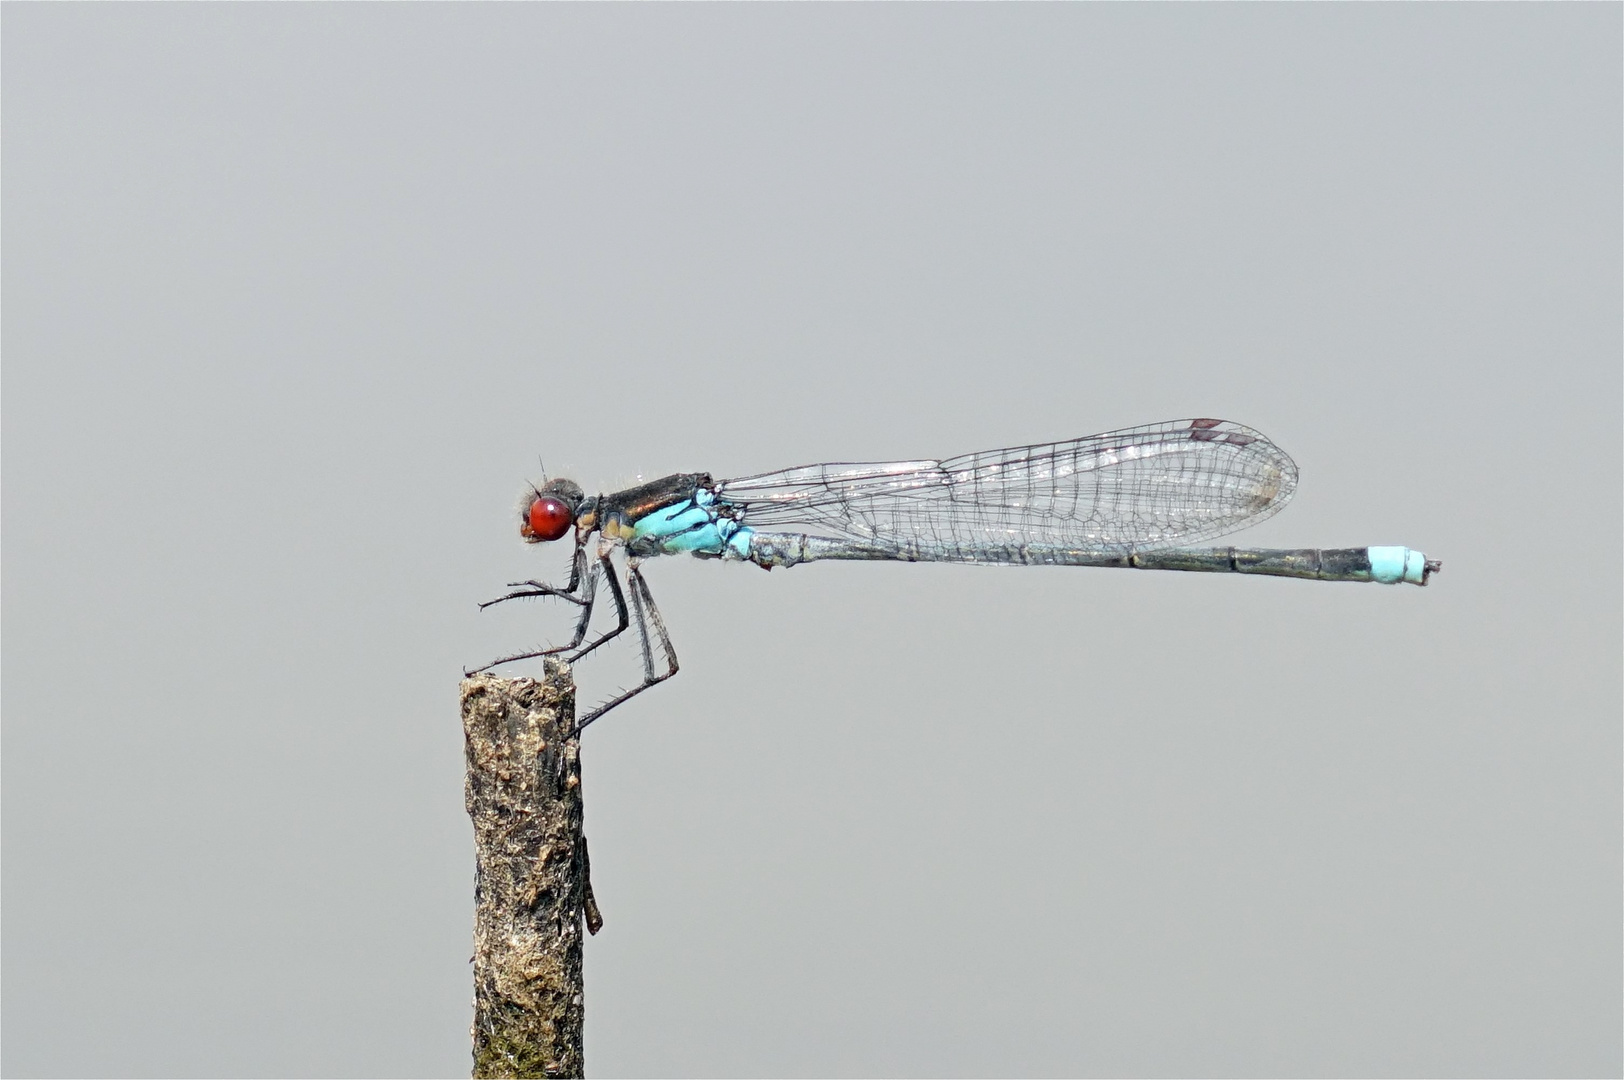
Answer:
top-left (519, 479), bottom-right (585, 543)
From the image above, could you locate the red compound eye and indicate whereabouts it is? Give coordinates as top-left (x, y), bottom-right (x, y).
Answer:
top-left (524, 496), bottom-right (573, 542)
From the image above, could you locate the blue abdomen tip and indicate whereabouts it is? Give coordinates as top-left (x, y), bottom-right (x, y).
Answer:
top-left (1367, 546), bottom-right (1427, 584)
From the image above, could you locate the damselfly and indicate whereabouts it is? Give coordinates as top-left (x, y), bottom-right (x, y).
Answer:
top-left (472, 419), bottom-right (1439, 730)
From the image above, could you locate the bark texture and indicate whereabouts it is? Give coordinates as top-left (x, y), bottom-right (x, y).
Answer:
top-left (463, 665), bottom-right (600, 1079)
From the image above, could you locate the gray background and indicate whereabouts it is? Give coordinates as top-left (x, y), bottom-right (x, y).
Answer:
top-left (4, 5), bottom-right (1619, 1078)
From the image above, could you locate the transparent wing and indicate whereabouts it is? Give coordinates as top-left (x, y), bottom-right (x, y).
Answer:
top-left (713, 418), bottom-right (1298, 556)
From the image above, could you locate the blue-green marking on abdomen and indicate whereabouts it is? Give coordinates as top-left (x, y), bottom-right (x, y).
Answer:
top-left (1366, 546), bottom-right (1428, 584)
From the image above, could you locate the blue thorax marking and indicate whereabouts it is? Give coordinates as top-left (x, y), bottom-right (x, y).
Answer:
top-left (630, 490), bottom-right (753, 557)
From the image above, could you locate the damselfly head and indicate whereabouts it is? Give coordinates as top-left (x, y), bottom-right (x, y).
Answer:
top-left (519, 479), bottom-right (585, 543)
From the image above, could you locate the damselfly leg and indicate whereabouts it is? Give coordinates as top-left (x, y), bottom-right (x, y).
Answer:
top-left (574, 559), bottom-right (679, 732)
top-left (476, 540), bottom-right (590, 616)
top-left (468, 540), bottom-right (622, 673)
top-left (568, 549), bottom-right (631, 663)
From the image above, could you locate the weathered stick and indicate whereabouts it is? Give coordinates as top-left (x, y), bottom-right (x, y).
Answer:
top-left (462, 664), bottom-right (602, 1080)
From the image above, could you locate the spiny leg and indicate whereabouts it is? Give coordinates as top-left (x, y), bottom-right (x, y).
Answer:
top-left (467, 542), bottom-right (602, 674)
top-left (630, 562), bottom-right (656, 679)
top-left (478, 540), bottom-right (590, 611)
top-left (630, 562), bottom-right (681, 687)
top-left (565, 550), bottom-right (633, 664)
top-left (573, 560), bottom-right (680, 733)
